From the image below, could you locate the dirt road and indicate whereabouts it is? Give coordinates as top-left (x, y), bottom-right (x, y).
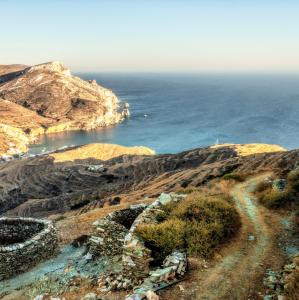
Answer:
top-left (162, 174), bottom-right (285, 300)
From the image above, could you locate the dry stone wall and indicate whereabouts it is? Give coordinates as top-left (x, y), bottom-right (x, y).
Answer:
top-left (0, 217), bottom-right (57, 280)
top-left (97, 193), bottom-right (186, 293)
top-left (89, 204), bottom-right (147, 257)
top-left (121, 193), bottom-right (185, 285)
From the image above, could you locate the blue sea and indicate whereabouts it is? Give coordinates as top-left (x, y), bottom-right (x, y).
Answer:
top-left (28, 73), bottom-right (299, 155)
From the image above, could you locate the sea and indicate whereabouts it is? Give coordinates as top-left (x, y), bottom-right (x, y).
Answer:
top-left (28, 73), bottom-right (299, 155)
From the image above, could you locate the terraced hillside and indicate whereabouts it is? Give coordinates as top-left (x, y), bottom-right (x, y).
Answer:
top-left (0, 143), bottom-right (295, 217)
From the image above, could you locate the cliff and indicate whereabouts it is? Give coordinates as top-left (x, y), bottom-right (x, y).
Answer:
top-left (0, 62), bottom-right (129, 157)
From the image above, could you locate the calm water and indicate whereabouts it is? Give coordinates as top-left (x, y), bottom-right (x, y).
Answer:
top-left (29, 73), bottom-right (299, 155)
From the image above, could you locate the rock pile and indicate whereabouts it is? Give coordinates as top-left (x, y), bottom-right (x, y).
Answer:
top-left (86, 165), bottom-right (106, 173)
top-left (263, 252), bottom-right (299, 299)
top-left (125, 250), bottom-right (187, 300)
top-left (0, 217), bottom-right (57, 280)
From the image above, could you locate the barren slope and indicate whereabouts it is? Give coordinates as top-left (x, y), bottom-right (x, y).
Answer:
top-left (0, 143), bottom-right (293, 217)
top-left (0, 64), bottom-right (27, 76)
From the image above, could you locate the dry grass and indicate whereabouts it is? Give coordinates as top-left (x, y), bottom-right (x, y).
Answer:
top-left (0, 64), bottom-right (27, 76)
top-left (211, 143), bottom-right (286, 156)
top-left (137, 192), bottom-right (241, 262)
top-left (50, 143), bottom-right (155, 162)
top-left (55, 197), bottom-right (153, 245)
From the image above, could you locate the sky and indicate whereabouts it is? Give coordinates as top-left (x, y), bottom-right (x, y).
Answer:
top-left (1, 0), bottom-right (299, 72)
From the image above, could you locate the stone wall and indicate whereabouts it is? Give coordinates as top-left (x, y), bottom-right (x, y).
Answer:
top-left (97, 193), bottom-right (186, 292)
top-left (88, 204), bottom-right (147, 257)
top-left (0, 219), bottom-right (44, 245)
top-left (0, 217), bottom-right (57, 280)
top-left (121, 193), bottom-right (185, 285)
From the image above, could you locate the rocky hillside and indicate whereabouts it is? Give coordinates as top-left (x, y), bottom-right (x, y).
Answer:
top-left (0, 62), bottom-right (129, 157)
top-left (0, 64), bottom-right (27, 76)
top-left (0, 143), bottom-right (293, 217)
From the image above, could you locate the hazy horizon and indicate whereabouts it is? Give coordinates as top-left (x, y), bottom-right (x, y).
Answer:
top-left (1, 0), bottom-right (299, 73)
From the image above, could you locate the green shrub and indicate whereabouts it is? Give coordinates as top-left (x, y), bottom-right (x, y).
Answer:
top-left (170, 193), bottom-right (240, 236)
top-left (287, 170), bottom-right (299, 194)
top-left (185, 220), bottom-right (224, 257)
top-left (136, 218), bottom-right (186, 263)
top-left (222, 173), bottom-right (244, 182)
top-left (259, 190), bottom-right (291, 209)
top-left (177, 187), bottom-right (198, 194)
top-left (137, 192), bottom-right (241, 261)
top-left (256, 171), bottom-right (299, 209)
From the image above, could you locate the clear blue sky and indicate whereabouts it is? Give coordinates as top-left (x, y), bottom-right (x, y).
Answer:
top-left (1, 0), bottom-right (299, 72)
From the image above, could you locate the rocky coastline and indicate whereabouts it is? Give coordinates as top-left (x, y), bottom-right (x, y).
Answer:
top-left (0, 62), bottom-right (130, 159)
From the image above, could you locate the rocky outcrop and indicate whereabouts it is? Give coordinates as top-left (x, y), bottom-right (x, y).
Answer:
top-left (0, 217), bottom-right (57, 280)
top-left (0, 62), bottom-right (129, 157)
top-left (126, 250), bottom-right (187, 300)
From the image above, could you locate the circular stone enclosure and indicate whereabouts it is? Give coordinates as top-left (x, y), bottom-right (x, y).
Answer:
top-left (0, 217), bottom-right (58, 280)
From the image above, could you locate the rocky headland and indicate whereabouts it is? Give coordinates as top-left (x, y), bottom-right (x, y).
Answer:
top-left (0, 62), bottom-right (129, 158)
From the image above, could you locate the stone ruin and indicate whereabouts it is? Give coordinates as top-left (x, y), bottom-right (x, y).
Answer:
top-left (0, 217), bottom-right (57, 280)
top-left (89, 204), bottom-right (147, 258)
top-left (88, 193), bottom-right (188, 299)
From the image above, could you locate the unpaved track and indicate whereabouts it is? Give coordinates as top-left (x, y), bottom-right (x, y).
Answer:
top-left (194, 174), bottom-right (272, 299)
top-left (162, 174), bottom-right (279, 300)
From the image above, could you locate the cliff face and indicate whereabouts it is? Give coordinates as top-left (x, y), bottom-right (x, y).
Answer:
top-left (0, 62), bottom-right (129, 157)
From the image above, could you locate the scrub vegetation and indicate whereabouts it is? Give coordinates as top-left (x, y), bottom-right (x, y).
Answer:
top-left (136, 192), bottom-right (241, 263)
top-left (255, 170), bottom-right (299, 209)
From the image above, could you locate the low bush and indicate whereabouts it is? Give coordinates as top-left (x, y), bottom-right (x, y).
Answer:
top-left (222, 173), bottom-right (245, 182)
top-left (136, 192), bottom-right (241, 261)
top-left (287, 170), bottom-right (299, 194)
top-left (137, 218), bottom-right (185, 263)
top-left (256, 170), bottom-right (299, 209)
top-left (259, 190), bottom-right (291, 209)
top-left (255, 180), bottom-right (272, 193)
top-left (177, 187), bottom-right (198, 194)
top-left (170, 193), bottom-right (240, 237)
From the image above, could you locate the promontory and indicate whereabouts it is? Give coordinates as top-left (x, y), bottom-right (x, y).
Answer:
top-left (0, 62), bottom-right (129, 158)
